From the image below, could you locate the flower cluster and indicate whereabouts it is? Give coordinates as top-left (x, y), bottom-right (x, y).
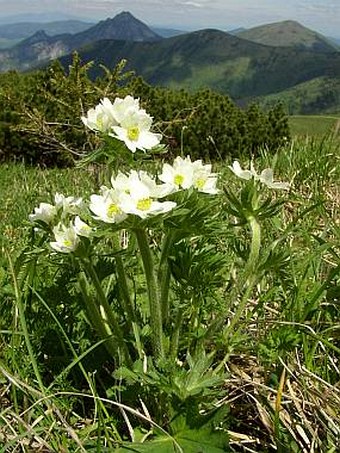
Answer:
top-left (29, 192), bottom-right (84, 225)
top-left (229, 161), bottom-right (290, 190)
top-left (29, 157), bottom-right (219, 253)
top-left (81, 95), bottom-right (162, 153)
top-left (29, 96), bottom-right (220, 254)
top-left (90, 170), bottom-right (176, 222)
top-left (159, 156), bottom-right (219, 195)
top-left (29, 193), bottom-right (91, 254)
top-left (89, 155), bottom-right (219, 223)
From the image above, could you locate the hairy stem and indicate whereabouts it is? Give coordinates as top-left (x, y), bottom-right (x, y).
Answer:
top-left (81, 258), bottom-right (131, 366)
top-left (112, 234), bottom-right (143, 360)
top-left (169, 308), bottom-right (184, 362)
top-left (158, 230), bottom-right (176, 323)
top-left (245, 216), bottom-right (261, 276)
top-left (215, 216), bottom-right (261, 373)
top-left (229, 216), bottom-right (261, 333)
top-left (134, 228), bottom-right (164, 361)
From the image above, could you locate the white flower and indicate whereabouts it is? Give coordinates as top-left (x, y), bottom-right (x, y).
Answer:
top-left (229, 161), bottom-right (256, 180)
top-left (192, 160), bottom-right (219, 194)
top-left (81, 97), bottom-right (118, 133)
top-left (110, 108), bottom-right (162, 153)
top-left (159, 156), bottom-right (195, 192)
top-left (258, 168), bottom-right (290, 190)
top-left (73, 216), bottom-right (92, 237)
top-left (110, 171), bottom-right (133, 194)
top-left (111, 95), bottom-right (140, 123)
top-left (229, 161), bottom-right (289, 190)
top-left (133, 170), bottom-right (173, 198)
top-left (82, 95), bottom-right (161, 152)
top-left (112, 169), bottom-right (172, 199)
top-left (29, 202), bottom-right (57, 224)
top-left (89, 187), bottom-right (128, 224)
top-left (159, 156), bottom-right (219, 195)
top-left (55, 193), bottom-right (84, 215)
top-left (118, 170), bottom-right (176, 219)
top-left (50, 223), bottom-right (80, 253)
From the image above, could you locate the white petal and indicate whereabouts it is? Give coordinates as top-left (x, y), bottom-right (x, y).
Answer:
top-left (259, 168), bottom-right (290, 190)
top-left (138, 131), bottom-right (162, 150)
top-left (29, 203), bottom-right (57, 224)
top-left (229, 161), bottom-right (254, 180)
top-left (50, 224), bottom-right (80, 253)
top-left (265, 181), bottom-right (290, 190)
top-left (258, 168), bottom-right (274, 184)
top-left (74, 216), bottom-right (92, 237)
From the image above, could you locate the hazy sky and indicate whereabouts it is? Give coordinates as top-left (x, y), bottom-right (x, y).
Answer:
top-left (0, 0), bottom-right (339, 36)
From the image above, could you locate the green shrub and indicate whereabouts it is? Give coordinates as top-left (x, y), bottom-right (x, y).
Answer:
top-left (0, 54), bottom-right (290, 165)
top-left (130, 78), bottom-right (290, 160)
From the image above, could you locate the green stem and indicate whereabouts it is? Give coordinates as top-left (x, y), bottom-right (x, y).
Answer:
top-left (228, 216), bottom-right (261, 333)
top-left (228, 274), bottom-right (257, 335)
top-left (169, 308), bottom-right (183, 362)
top-left (158, 230), bottom-right (176, 323)
top-left (189, 295), bottom-right (200, 338)
top-left (78, 272), bottom-right (117, 359)
top-left (81, 258), bottom-right (131, 366)
top-left (112, 235), bottom-right (143, 360)
top-left (134, 228), bottom-right (164, 360)
top-left (215, 217), bottom-right (261, 373)
top-left (245, 216), bottom-right (261, 276)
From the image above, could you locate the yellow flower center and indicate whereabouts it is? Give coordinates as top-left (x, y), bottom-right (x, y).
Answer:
top-left (108, 203), bottom-right (121, 217)
top-left (127, 126), bottom-right (140, 141)
top-left (195, 177), bottom-right (206, 190)
top-left (137, 198), bottom-right (152, 211)
top-left (63, 239), bottom-right (72, 247)
top-left (96, 116), bottom-right (104, 130)
top-left (174, 174), bottom-right (184, 187)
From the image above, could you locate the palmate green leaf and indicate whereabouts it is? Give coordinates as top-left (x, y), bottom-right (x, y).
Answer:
top-left (169, 237), bottom-right (228, 298)
top-left (224, 183), bottom-right (285, 224)
top-left (112, 426), bottom-right (229, 452)
top-left (164, 190), bottom-right (222, 236)
top-left (171, 351), bottom-right (225, 401)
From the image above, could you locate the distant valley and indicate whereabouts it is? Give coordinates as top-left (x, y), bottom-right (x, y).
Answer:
top-left (0, 11), bottom-right (339, 114)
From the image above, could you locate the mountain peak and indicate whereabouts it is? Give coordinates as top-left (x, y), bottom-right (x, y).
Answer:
top-left (21, 29), bottom-right (50, 45)
top-left (114, 11), bottom-right (135, 19)
top-left (236, 20), bottom-right (338, 52)
top-left (82, 11), bottom-right (161, 42)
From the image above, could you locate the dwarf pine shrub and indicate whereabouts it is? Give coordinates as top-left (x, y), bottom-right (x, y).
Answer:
top-left (0, 55), bottom-right (290, 165)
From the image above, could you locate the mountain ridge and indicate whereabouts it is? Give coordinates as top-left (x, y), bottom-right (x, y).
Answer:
top-left (0, 12), bottom-right (339, 113)
top-left (0, 11), bottom-right (162, 71)
top-left (0, 13), bottom-right (339, 72)
top-left (57, 28), bottom-right (340, 101)
top-left (236, 20), bottom-right (338, 52)
top-left (0, 20), bottom-right (94, 40)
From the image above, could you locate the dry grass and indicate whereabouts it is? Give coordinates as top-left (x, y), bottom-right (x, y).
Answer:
top-left (220, 352), bottom-right (340, 452)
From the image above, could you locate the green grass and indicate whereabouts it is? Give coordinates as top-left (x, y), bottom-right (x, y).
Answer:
top-left (289, 114), bottom-right (340, 137)
top-left (259, 76), bottom-right (340, 115)
top-left (0, 163), bottom-right (97, 250)
top-left (0, 135), bottom-right (339, 451)
top-left (167, 57), bottom-right (254, 92)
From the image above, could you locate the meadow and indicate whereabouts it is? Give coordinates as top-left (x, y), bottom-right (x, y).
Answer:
top-left (0, 111), bottom-right (339, 453)
top-left (289, 114), bottom-right (340, 138)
